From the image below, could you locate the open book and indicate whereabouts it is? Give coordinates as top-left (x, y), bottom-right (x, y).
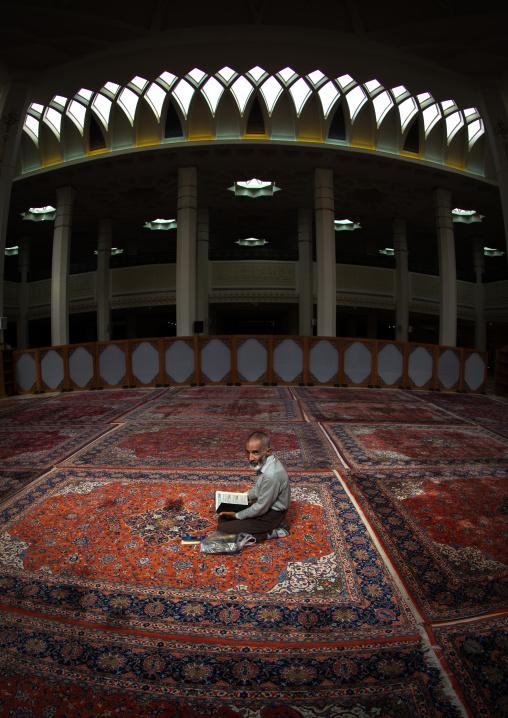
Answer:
top-left (215, 490), bottom-right (249, 514)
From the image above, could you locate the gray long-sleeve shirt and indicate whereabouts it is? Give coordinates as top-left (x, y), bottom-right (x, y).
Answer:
top-left (235, 454), bottom-right (290, 520)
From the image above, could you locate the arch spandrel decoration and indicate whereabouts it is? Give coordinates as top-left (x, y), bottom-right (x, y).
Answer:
top-left (68, 345), bottom-right (95, 389)
top-left (236, 337), bottom-right (268, 384)
top-left (40, 347), bottom-right (65, 391)
top-left (131, 340), bottom-right (160, 386)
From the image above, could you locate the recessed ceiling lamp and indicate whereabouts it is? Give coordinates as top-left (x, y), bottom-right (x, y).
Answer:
top-left (5, 246), bottom-right (19, 256)
top-left (21, 205), bottom-right (56, 221)
top-left (484, 246), bottom-right (504, 257)
top-left (452, 208), bottom-right (484, 224)
top-left (379, 247), bottom-right (394, 255)
top-left (334, 219), bottom-right (361, 231)
top-left (235, 237), bottom-right (268, 246)
top-left (143, 218), bottom-right (177, 230)
top-left (229, 178), bottom-right (281, 198)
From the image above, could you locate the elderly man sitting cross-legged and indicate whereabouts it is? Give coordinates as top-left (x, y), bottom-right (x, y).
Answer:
top-left (217, 430), bottom-right (290, 543)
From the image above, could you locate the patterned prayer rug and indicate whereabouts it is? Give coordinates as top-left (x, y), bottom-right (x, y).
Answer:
top-left (0, 397), bottom-right (40, 415)
top-left (431, 614), bottom-right (508, 718)
top-left (341, 467), bottom-right (508, 621)
top-left (122, 399), bottom-right (304, 422)
top-left (0, 468), bottom-right (416, 644)
top-left (0, 629), bottom-right (464, 718)
top-left (324, 423), bottom-right (508, 469)
top-left (64, 421), bottom-right (338, 470)
top-left (175, 386), bottom-right (291, 398)
top-left (0, 469), bottom-right (45, 505)
top-left (300, 400), bottom-right (465, 424)
top-left (0, 393), bottom-right (153, 424)
top-left (293, 388), bottom-right (413, 402)
top-left (0, 425), bottom-right (112, 469)
top-left (422, 402), bottom-right (508, 427)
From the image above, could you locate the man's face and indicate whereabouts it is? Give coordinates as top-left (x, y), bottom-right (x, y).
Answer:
top-left (245, 437), bottom-right (272, 470)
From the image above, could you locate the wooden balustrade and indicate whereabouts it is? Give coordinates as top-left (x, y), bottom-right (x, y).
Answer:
top-left (10, 336), bottom-right (488, 395)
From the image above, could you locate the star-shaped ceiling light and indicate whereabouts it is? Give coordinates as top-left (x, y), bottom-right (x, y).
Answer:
top-left (229, 178), bottom-right (281, 198)
top-left (21, 206), bottom-right (56, 221)
top-left (143, 218), bottom-right (177, 230)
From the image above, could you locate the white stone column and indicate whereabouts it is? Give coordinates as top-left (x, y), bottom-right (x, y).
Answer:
top-left (176, 166), bottom-right (197, 336)
top-left (196, 208), bottom-right (209, 335)
top-left (393, 218), bottom-right (409, 342)
top-left (0, 82), bottom-right (32, 343)
top-left (298, 208), bottom-right (313, 335)
top-left (314, 168), bottom-right (336, 336)
top-left (472, 237), bottom-right (486, 350)
top-left (433, 187), bottom-right (457, 346)
top-left (97, 218), bottom-right (112, 341)
top-left (478, 88), bottom-right (508, 261)
top-left (51, 186), bottom-right (76, 347)
top-left (17, 236), bottom-right (31, 349)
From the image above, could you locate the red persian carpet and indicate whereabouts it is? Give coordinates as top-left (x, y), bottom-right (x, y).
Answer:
top-left (0, 393), bottom-right (152, 424)
top-left (324, 423), bottom-right (508, 468)
top-left (0, 467), bottom-right (465, 717)
top-left (342, 467), bottom-right (508, 621)
top-left (122, 398), bottom-right (304, 422)
top-left (293, 387), bottom-right (415, 402)
top-left (175, 386), bottom-right (292, 399)
top-left (65, 421), bottom-right (338, 470)
top-left (299, 399), bottom-right (465, 424)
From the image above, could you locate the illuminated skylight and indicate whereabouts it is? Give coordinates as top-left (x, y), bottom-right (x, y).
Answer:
top-left (335, 219), bottom-right (361, 231)
top-left (92, 93), bottom-right (113, 130)
top-left (247, 66), bottom-right (267, 84)
top-left (23, 114), bottom-right (39, 145)
top-left (260, 76), bottom-right (283, 115)
top-left (144, 82), bottom-right (167, 121)
top-left (5, 246), bottom-right (19, 256)
top-left (445, 110), bottom-right (464, 144)
top-left (143, 219), bottom-right (177, 230)
top-left (236, 237), bottom-right (268, 246)
top-left (422, 103), bottom-right (442, 138)
top-left (157, 72), bottom-right (177, 90)
top-left (172, 79), bottom-right (195, 118)
top-left (398, 96), bottom-right (418, 132)
top-left (201, 76), bottom-right (224, 115)
top-left (229, 178), bottom-right (281, 197)
top-left (318, 81), bottom-right (340, 118)
top-left (463, 107), bottom-right (479, 120)
top-left (230, 76), bottom-right (254, 115)
top-left (345, 85), bottom-right (367, 122)
top-left (336, 74), bottom-right (355, 92)
top-left (187, 68), bottom-right (207, 86)
top-left (417, 92), bottom-right (432, 106)
top-left (129, 76), bottom-right (148, 92)
top-left (117, 87), bottom-right (139, 125)
top-left (364, 79), bottom-right (381, 95)
top-left (391, 85), bottom-right (409, 101)
top-left (277, 67), bottom-right (297, 85)
top-left (66, 100), bottom-right (87, 134)
top-left (77, 88), bottom-right (93, 102)
top-left (43, 107), bottom-right (62, 139)
top-left (51, 95), bottom-right (67, 109)
top-left (307, 70), bottom-right (325, 87)
top-left (372, 90), bottom-right (393, 127)
top-left (216, 66), bottom-right (236, 84)
top-left (289, 77), bottom-right (311, 116)
top-left (22, 206), bottom-right (56, 222)
top-left (103, 82), bottom-right (120, 97)
top-left (29, 103), bottom-right (44, 115)
top-left (467, 118), bottom-right (485, 149)
top-left (441, 99), bottom-right (457, 114)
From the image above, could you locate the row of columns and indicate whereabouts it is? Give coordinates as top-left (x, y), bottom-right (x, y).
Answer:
top-left (6, 171), bottom-right (489, 350)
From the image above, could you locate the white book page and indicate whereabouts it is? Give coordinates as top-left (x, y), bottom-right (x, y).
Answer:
top-left (215, 491), bottom-right (248, 510)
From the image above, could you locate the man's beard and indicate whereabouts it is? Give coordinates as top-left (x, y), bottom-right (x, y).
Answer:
top-left (250, 454), bottom-right (268, 470)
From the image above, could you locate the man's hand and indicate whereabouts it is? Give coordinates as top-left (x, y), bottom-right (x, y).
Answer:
top-left (219, 511), bottom-right (237, 519)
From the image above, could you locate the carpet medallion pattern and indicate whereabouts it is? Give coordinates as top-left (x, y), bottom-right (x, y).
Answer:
top-left (0, 468), bottom-right (416, 643)
top-left (65, 422), bottom-right (338, 470)
top-left (324, 423), bottom-right (508, 468)
top-left (122, 399), bottom-right (303, 422)
top-left (0, 425), bottom-right (112, 468)
top-left (342, 468), bottom-right (508, 620)
top-left (431, 615), bottom-right (508, 718)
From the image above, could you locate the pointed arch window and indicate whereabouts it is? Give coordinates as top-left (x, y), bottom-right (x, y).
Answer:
top-left (289, 77), bottom-right (311, 116)
top-left (467, 118), bottom-right (484, 149)
top-left (445, 110), bottom-right (464, 145)
top-left (117, 87), bottom-right (139, 125)
top-left (172, 79), bottom-right (195, 119)
top-left (43, 107), bottom-right (62, 139)
top-left (231, 76), bottom-right (254, 115)
top-left (422, 103), bottom-right (442, 138)
top-left (318, 81), bottom-right (340, 119)
top-left (398, 97), bottom-right (418, 132)
top-left (345, 85), bottom-right (367, 122)
top-left (260, 76), bottom-right (283, 115)
top-left (372, 90), bottom-right (393, 127)
top-left (144, 82), bottom-right (167, 121)
top-left (216, 66), bottom-right (236, 84)
top-left (23, 114), bottom-right (40, 146)
top-left (202, 76), bottom-right (225, 115)
top-left (67, 99), bottom-right (87, 134)
top-left (91, 93), bottom-right (113, 130)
